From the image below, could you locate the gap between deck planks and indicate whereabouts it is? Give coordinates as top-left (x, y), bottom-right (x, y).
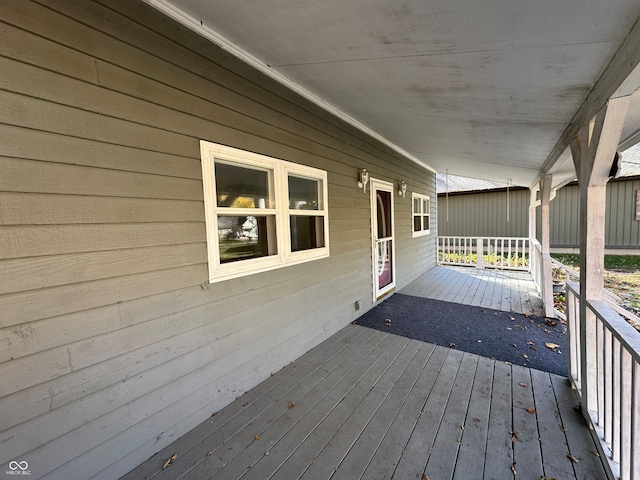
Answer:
top-left (122, 324), bottom-right (606, 480)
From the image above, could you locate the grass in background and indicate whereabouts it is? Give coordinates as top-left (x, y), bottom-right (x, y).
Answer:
top-left (551, 253), bottom-right (640, 319)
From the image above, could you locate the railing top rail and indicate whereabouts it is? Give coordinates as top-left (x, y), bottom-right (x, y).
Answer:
top-left (550, 257), bottom-right (580, 278)
top-left (566, 281), bottom-right (640, 363)
top-left (438, 236), bottom-right (529, 240)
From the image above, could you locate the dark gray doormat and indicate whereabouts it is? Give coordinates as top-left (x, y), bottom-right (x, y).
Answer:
top-left (355, 294), bottom-right (567, 376)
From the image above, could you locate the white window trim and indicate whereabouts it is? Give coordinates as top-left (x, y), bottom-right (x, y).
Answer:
top-left (200, 141), bottom-right (329, 283)
top-left (412, 192), bottom-right (431, 237)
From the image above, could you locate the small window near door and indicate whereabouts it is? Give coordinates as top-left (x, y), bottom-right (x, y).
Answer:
top-left (412, 193), bottom-right (430, 237)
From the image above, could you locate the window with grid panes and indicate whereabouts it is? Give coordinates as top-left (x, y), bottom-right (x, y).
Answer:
top-left (200, 141), bottom-right (329, 282)
top-left (412, 193), bottom-right (430, 237)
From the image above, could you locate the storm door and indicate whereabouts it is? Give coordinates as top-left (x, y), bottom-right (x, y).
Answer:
top-left (370, 179), bottom-right (396, 300)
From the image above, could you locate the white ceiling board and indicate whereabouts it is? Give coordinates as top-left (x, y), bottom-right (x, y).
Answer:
top-left (152, 0), bottom-right (640, 186)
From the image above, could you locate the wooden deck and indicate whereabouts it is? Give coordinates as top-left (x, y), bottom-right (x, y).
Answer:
top-left (123, 325), bottom-right (607, 480)
top-left (401, 266), bottom-right (546, 317)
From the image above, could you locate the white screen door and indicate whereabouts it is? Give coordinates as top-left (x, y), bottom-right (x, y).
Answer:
top-left (370, 179), bottom-right (396, 300)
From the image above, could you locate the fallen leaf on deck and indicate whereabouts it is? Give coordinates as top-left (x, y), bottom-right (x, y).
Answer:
top-left (474, 417), bottom-right (480, 422)
top-left (512, 343), bottom-right (518, 348)
top-left (526, 407), bottom-right (536, 414)
top-left (545, 343), bottom-right (560, 350)
top-left (265, 451), bottom-right (270, 456)
top-left (207, 451), bottom-right (213, 457)
top-left (422, 474), bottom-right (430, 480)
top-left (592, 450), bottom-right (600, 456)
top-left (449, 342), bottom-right (456, 347)
top-left (289, 401), bottom-right (296, 409)
top-left (530, 346), bottom-right (537, 351)
top-left (511, 464), bottom-right (517, 475)
top-left (523, 353), bottom-right (529, 361)
top-left (254, 434), bottom-right (260, 440)
top-left (567, 453), bottom-right (579, 463)
top-left (527, 341), bottom-right (535, 345)
top-left (163, 453), bottom-right (178, 469)
top-left (515, 324), bottom-right (527, 330)
top-left (518, 383), bottom-right (528, 387)
top-left (509, 316), bottom-right (515, 320)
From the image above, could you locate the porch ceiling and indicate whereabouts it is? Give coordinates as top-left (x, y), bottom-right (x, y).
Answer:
top-left (147, 0), bottom-right (640, 189)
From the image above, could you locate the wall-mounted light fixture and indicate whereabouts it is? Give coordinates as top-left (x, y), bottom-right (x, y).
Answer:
top-left (357, 168), bottom-right (369, 193)
top-left (398, 181), bottom-right (407, 198)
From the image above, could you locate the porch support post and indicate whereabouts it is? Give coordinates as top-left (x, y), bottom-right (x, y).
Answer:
top-left (540, 175), bottom-right (554, 318)
top-left (528, 187), bottom-right (537, 241)
top-left (571, 96), bottom-right (630, 421)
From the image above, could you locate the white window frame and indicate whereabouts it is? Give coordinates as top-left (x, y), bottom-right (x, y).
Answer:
top-left (200, 141), bottom-right (329, 283)
top-left (412, 192), bottom-right (431, 237)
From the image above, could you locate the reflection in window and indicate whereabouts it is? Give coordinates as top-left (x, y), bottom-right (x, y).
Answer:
top-left (217, 215), bottom-right (276, 263)
top-left (290, 216), bottom-right (325, 251)
top-left (376, 191), bottom-right (392, 239)
top-left (201, 141), bottom-right (329, 282)
top-left (288, 176), bottom-right (320, 210)
top-left (215, 163), bottom-right (272, 208)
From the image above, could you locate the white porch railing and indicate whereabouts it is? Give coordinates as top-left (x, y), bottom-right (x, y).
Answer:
top-left (566, 281), bottom-right (640, 480)
top-left (530, 238), bottom-right (544, 297)
top-left (437, 236), bottom-right (530, 271)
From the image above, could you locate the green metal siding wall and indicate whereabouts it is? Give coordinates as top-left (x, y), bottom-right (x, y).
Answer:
top-left (437, 188), bottom-right (529, 238)
top-left (439, 178), bottom-right (640, 249)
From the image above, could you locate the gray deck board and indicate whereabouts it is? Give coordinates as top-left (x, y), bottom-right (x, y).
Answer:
top-left (453, 356), bottom-right (494, 480)
top-left (511, 366), bottom-right (544, 478)
top-left (329, 342), bottom-right (436, 480)
top-left (400, 266), bottom-right (544, 317)
top-left (123, 325), bottom-right (607, 480)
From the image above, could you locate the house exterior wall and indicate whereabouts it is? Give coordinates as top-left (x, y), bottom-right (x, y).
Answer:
top-left (437, 179), bottom-right (640, 250)
top-left (0, 1), bottom-right (436, 478)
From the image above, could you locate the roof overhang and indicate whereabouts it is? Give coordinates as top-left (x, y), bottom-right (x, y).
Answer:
top-left (145, 0), bottom-right (640, 190)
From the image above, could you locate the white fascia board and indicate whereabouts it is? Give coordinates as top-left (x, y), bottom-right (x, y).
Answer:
top-left (142, 0), bottom-right (437, 175)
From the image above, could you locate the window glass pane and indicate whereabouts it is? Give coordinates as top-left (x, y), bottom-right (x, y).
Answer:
top-left (376, 191), bottom-right (392, 239)
top-left (423, 199), bottom-right (429, 213)
top-left (288, 176), bottom-right (320, 210)
top-left (413, 216), bottom-right (422, 232)
top-left (423, 215), bottom-right (430, 231)
top-left (290, 216), bottom-right (325, 251)
top-left (413, 198), bottom-right (421, 213)
top-left (217, 215), bottom-right (276, 263)
top-left (215, 163), bottom-right (272, 208)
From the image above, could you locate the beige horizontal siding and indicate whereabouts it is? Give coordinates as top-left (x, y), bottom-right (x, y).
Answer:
top-left (0, 1), bottom-right (436, 478)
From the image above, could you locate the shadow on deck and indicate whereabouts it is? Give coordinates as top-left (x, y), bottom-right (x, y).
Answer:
top-left (123, 268), bottom-right (606, 480)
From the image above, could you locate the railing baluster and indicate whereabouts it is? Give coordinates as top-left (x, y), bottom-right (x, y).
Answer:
top-left (597, 321), bottom-right (605, 427)
top-left (632, 361), bottom-right (639, 480)
top-left (621, 349), bottom-right (632, 480)
top-left (613, 338), bottom-right (621, 464)
top-left (605, 327), bottom-right (613, 445)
